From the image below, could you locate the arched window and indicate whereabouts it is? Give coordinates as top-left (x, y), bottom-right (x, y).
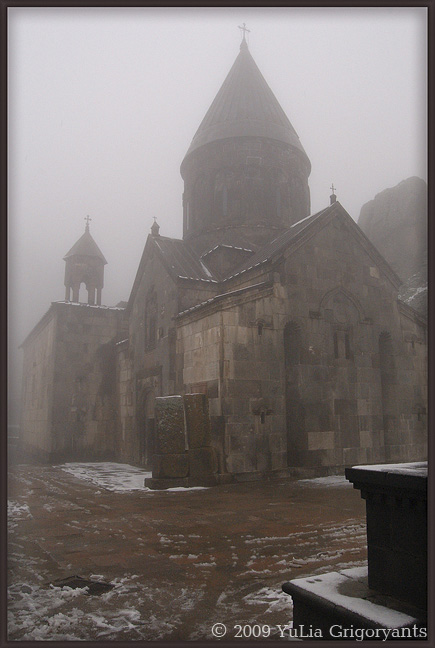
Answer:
top-left (214, 170), bottom-right (233, 219)
top-left (193, 174), bottom-right (209, 224)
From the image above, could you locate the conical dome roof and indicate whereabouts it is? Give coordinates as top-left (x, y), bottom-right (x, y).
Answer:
top-left (182, 40), bottom-right (309, 165)
top-left (63, 225), bottom-right (107, 264)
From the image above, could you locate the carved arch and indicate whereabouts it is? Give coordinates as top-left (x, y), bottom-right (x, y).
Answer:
top-left (319, 287), bottom-right (365, 324)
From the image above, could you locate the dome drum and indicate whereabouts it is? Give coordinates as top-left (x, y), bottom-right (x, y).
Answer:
top-left (182, 136), bottom-right (311, 249)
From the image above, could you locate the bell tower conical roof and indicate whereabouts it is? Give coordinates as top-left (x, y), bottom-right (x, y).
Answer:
top-left (182, 39), bottom-right (309, 167)
top-left (63, 222), bottom-right (107, 264)
top-left (63, 219), bottom-right (107, 305)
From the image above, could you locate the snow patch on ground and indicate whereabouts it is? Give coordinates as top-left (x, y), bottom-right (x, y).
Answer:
top-left (8, 501), bottom-right (32, 530)
top-left (244, 586), bottom-right (292, 614)
top-left (57, 462), bottom-right (209, 493)
top-left (8, 501), bottom-right (32, 519)
top-left (8, 575), bottom-right (202, 641)
top-left (297, 475), bottom-right (351, 488)
top-left (58, 463), bottom-right (150, 492)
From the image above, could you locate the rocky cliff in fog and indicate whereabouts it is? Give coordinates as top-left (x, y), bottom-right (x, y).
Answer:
top-left (358, 177), bottom-right (427, 316)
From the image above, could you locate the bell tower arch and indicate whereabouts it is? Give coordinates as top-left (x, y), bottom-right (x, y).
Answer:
top-left (63, 217), bottom-right (107, 305)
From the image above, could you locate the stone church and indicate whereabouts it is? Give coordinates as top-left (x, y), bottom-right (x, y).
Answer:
top-left (20, 37), bottom-right (427, 478)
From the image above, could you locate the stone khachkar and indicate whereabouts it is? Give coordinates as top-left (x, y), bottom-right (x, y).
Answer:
top-left (282, 463), bottom-right (427, 638)
top-left (145, 394), bottom-right (218, 489)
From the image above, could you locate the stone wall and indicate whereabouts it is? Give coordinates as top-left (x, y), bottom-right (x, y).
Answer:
top-left (129, 247), bottom-right (181, 467)
top-left (20, 308), bottom-right (57, 460)
top-left (44, 303), bottom-right (126, 461)
top-left (20, 302), bottom-right (127, 462)
top-left (116, 339), bottom-right (135, 463)
top-left (175, 213), bottom-right (427, 475)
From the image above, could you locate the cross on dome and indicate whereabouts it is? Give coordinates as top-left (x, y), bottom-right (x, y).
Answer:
top-left (238, 22), bottom-right (250, 45)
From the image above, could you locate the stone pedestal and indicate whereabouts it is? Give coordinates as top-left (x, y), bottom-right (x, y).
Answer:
top-left (346, 462), bottom-right (427, 610)
top-left (283, 566), bottom-right (424, 639)
top-left (282, 462), bottom-right (427, 635)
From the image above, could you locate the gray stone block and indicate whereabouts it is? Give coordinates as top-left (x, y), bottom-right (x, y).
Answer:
top-left (152, 453), bottom-right (189, 479)
top-left (183, 393), bottom-right (211, 449)
top-left (188, 474), bottom-right (219, 487)
top-left (188, 447), bottom-right (218, 478)
top-left (154, 395), bottom-right (187, 454)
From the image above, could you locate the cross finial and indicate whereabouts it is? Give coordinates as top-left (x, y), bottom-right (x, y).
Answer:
top-left (238, 22), bottom-right (250, 43)
top-left (84, 215), bottom-right (92, 231)
top-left (151, 217), bottom-right (160, 237)
top-left (330, 184), bottom-right (337, 205)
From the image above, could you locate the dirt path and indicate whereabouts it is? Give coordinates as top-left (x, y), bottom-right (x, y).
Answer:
top-left (8, 464), bottom-right (367, 641)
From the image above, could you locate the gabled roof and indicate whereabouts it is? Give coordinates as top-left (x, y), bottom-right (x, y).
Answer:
top-left (63, 226), bottom-right (107, 264)
top-left (198, 226), bottom-right (259, 254)
top-left (223, 202), bottom-right (402, 289)
top-left (222, 208), bottom-right (329, 279)
top-left (182, 40), bottom-right (310, 166)
top-left (152, 236), bottom-right (218, 282)
top-left (126, 234), bottom-right (219, 313)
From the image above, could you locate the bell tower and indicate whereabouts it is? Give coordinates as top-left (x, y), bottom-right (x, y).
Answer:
top-left (180, 35), bottom-right (311, 255)
top-left (63, 217), bottom-right (107, 305)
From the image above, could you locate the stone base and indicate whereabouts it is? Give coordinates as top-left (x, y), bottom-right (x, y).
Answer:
top-left (188, 447), bottom-right (218, 478)
top-left (216, 473), bottom-right (233, 485)
top-left (153, 453), bottom-right (189, 479)
top-left (282, 567), bottom-right (426, 640)
top-left (345, 462), bottom-right (427, 610)
top-left (188, 474), bottom-right (219, 488)
top-left (232, 467), bottom-right (312, 483)
top-left (145, 474), bottom-right (220, 490)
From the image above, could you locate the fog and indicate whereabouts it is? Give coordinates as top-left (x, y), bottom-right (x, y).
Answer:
top-left (7, 7), bottom-right (427, 422)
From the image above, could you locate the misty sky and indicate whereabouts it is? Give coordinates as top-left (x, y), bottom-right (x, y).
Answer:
top-left (8, 7), bottom-right (427, 415)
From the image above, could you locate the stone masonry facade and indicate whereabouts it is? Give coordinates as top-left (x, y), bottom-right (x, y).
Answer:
top-left (19, 39), bottom-right (427, 477)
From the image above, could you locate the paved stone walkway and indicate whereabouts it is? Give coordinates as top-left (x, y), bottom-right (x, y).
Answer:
top-left (8, 464), bottom-right (367, 641)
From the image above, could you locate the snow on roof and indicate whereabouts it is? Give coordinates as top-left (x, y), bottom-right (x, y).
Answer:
top-left (177, 281), bottom-right (271, 317)
top-left (153, 236), bottom-right (219, 282)
top-left (55, 301), bottom-right (125, 311)
top-left (200, 243), bottom-right (254, 258)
